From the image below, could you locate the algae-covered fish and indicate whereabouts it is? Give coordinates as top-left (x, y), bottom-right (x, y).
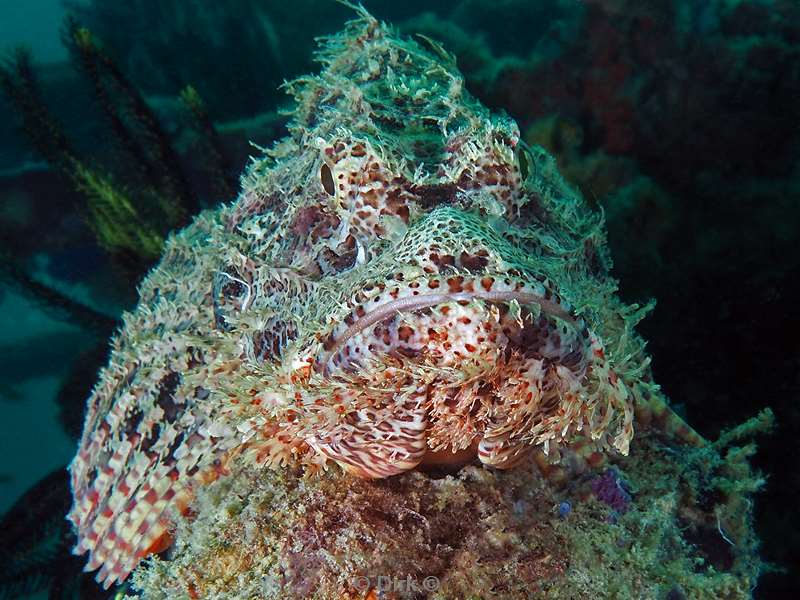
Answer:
top-left (68, 7), bottom-right (699, 588)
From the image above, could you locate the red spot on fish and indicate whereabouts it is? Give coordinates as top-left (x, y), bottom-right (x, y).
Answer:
top-left (141, 530), bottom-right (173, 557)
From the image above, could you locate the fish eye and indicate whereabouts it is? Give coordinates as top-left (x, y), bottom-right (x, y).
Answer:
top-left (320, 163), bottom-right (335, 196)
top-left (516, 144), bottom-right (533, 181)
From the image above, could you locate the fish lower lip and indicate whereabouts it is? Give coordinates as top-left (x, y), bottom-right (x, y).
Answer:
top-left (317, 281), bottom-right (575, 375)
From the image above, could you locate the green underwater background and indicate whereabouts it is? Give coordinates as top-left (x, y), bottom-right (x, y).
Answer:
top-left (0, 0), bottom-right (798, 598)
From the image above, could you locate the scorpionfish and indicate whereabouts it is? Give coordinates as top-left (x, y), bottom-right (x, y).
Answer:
top-left (68, 8), bottom-right (685, 588)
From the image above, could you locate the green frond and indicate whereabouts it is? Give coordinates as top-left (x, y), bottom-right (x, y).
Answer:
top-left (70, 160), bottom-right (164, 259)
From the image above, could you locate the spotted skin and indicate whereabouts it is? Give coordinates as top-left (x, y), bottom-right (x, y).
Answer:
top-left (67, 8), bottom-right (700, 589)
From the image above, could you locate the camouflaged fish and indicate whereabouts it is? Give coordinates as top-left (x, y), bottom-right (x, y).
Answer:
top-left (68, 7), bottom-right (701, 589)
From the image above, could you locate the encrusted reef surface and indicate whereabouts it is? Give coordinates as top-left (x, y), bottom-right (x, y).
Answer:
top-left (65, 6), bottom-right (771, 599)
top-left (131, 417), bottom-right (770, 599)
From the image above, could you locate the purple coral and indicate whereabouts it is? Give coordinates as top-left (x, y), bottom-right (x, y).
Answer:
top-left (591, 468), bottom-right (632, 514)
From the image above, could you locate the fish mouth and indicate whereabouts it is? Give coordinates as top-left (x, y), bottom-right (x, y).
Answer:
top-left (316, 273), bottom-right (582, 376)
top-left (307, 273), bottom-right (599, 478)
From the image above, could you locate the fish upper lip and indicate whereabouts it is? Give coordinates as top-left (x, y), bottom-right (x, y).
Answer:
top-left (317, 274), bottom-right (576, 375)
